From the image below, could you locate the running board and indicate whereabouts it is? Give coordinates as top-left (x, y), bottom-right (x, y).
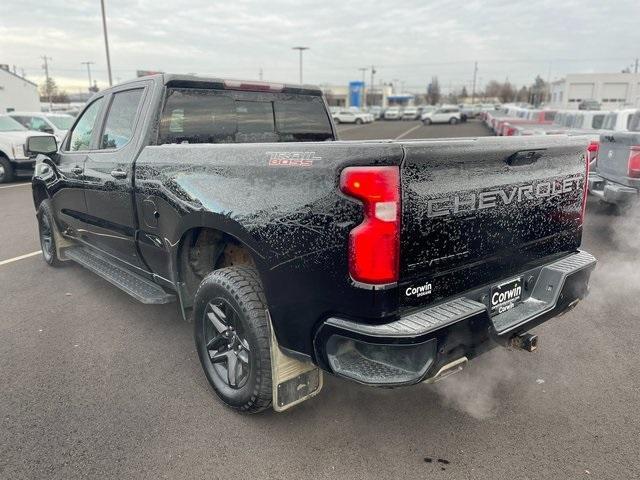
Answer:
top-left (65, 247), bottom-right (176, 304)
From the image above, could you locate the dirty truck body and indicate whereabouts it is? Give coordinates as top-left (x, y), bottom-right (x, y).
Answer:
top-left (31, 74), bottom-right (596, 413)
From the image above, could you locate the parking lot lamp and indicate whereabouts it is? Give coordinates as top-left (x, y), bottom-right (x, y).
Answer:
top-left (292, 47), bottom-right (309, 84)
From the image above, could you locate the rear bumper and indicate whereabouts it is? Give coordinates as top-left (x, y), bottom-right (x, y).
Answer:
top-left (313, 250), bottom-right (596, 386)
top-left (588, 174), bottom-right (638, 204)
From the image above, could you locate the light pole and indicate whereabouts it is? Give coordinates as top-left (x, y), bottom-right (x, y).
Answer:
top-left (41, 55), bottom-right (53, 111)
top-left (100, 0), bottom-right (113, 86)
top-left (292, 46), bottom-right (309, 84)
top-left (358, 67), bottom-right (368, 108)
top-left (81, 61), bottom-right (94, 92)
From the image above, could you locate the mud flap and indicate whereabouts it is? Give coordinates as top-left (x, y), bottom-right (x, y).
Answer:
top-left (268, 311), bottom-right (323, 412)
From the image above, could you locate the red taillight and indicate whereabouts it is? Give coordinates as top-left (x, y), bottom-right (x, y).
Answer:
top-left (340, 166), bottom-right (400, 284)
top-left (506, 126), bottom-right (516, 136)
top-left (581, 149), bottom-right (590, 223)
top-left (628, 146), bottom-right (640, 178)
top-left (586, 140), bottom-right (599, 167)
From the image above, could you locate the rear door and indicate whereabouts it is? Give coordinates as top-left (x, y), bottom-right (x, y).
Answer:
top-left (82, 82), bottom-right (150, 269)
top-left (399, 136), bottom-right (587, 310)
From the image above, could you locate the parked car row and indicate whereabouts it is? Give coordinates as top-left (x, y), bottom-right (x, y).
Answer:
top-left (329, 102), bottom-right (501, 126)
top-left (482, 105), bottom-right (640, 212)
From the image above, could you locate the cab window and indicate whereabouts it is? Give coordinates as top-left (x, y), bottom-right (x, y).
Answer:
top-left (67, 98), bottom-right (104, 151)
top-left (100, 89), bottom-right (144, 149)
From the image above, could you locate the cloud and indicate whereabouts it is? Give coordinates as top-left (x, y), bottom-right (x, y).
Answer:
top-left (1, 0), bottom-right (638, 91)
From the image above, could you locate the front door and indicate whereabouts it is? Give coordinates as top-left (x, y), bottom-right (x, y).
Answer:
top-left (50, 96), bottom-right (106, 236)
top-left (82, 84), bottom-right (149, 270)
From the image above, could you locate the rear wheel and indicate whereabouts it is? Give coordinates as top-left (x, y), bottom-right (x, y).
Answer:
top-left (0, 156), bottom-right (14, 184)
top-left (449, 117), bottom-right (459, 125)
top-left (423, 118), bottom-right (431, 125)
top-left (333, 117), bottom-right (341, 124)
top-left (355, 118), bottom-right (363, 125)
top-left (194, 266), bottom-right (272, 413)
top-left (37, 201), bottom-right (64, 267)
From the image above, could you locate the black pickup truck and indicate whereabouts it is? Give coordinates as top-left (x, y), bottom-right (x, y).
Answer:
top-left (28, 74), bottom-right (596, 413)
top-left (588, 111), bottom-right (640, 210)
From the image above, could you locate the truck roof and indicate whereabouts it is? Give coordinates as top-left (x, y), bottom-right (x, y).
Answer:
top-left (129, 73), bottom-right (323, 96)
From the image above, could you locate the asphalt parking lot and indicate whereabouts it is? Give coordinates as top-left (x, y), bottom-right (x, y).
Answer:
top-left (1, 120), bottom-right (639, 479)
top-left (336, 118), bottom-right (491, 140)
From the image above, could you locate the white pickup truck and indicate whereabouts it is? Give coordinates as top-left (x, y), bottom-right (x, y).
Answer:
top-left (0, 115), bottom-right (52, 183)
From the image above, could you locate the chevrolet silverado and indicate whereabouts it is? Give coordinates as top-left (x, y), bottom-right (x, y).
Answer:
top-left (28, 74), bottom-right (596, 413)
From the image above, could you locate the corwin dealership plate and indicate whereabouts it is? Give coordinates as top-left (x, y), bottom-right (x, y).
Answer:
top-left (490, 277), bottom-right (523, 315)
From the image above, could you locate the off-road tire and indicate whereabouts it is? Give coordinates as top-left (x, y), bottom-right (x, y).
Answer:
top-left (0, 155), bottom-right (14, 184)
top-left (37, 201), bottom-right (64, 267)
top-left (194, 266), bottom-right (272, 413)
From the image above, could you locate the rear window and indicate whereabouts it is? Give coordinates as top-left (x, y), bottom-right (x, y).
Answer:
top-left (158, 88), bottom-right (333, 144)
top-left (591, 114), bottom-right (605, 129)
top-left (603, 113), bottom-right (617, 130)
top-left (543, 111), bottom-right (556, 121)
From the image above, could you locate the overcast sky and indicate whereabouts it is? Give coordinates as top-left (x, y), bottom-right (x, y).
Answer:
top-left (1, 0), bottom-right (638, 94)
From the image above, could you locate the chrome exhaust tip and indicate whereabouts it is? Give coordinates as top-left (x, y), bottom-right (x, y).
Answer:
top-left (423, 356), bottom-right (468, 384)
top-left (510, 332), bottom-right (538, 352)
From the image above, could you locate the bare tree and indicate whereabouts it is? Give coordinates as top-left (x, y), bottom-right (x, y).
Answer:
top-left (427, 76), bottom-right (441, 105)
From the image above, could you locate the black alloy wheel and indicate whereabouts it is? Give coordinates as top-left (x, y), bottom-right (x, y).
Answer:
top-left (202, 298), bottom-right (251, 389)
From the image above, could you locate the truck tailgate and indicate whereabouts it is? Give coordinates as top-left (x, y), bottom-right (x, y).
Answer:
top-left (598, 132), bottom-right (640, 186)
top-left (399, 136), bottom-right (588, 309)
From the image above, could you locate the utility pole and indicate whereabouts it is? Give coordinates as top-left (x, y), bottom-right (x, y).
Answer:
top-left (100, 0), bottom-right (113, 86)
top-left (370, 65), bottom-right (376, 106)
top-left (81, 61), bottom-right (94, 92)
top-left (292, 46), bottom-right (309, 84)
top-left (41, 55), bottom-right (53, 111)
top-left (358, 67), bottom-right (368, 108)
top-left (471, 61), bottom-right (478, 104)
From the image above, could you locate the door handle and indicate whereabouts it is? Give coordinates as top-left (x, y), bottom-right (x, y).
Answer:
top-left (71, 165), bottom-right (84, 175)
top-left (110, 169), bottom-right (127, 179)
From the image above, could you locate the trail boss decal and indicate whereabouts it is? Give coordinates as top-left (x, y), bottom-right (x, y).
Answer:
top-left (405, 281), bottom-right (433, 298)
top-left (267, 151), bottom-right (320, 167)
top-left (490, 277), bottom-right (523, 314)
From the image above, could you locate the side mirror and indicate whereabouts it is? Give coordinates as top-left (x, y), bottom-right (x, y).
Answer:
top-left (25, 135), bottom-right (58, 157)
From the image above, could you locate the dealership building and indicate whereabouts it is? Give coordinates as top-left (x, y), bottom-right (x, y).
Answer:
top-left (549, 73), bottom-right (640, 110)
top-left (321, 83), bottom-right (393, 108)
top-left (0, 65), bottom-right (40, 113)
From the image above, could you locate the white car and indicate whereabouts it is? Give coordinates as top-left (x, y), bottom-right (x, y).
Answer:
top-left (333, 110), bottom-right (372, 125)
top-left (401, 107), bottom-right (419, 120)
top-left (422, 107), bottom-right (462, 125)
top-left (384, 107), bottom-right (402, 120)
top-left (9, 112), bottom-right (74, 144)
top-left (0, 115), bottom-right (53, 183)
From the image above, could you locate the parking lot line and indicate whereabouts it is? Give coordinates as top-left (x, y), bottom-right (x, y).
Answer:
top-left (394, 124), bottom-right (423, 140)
top-left (0, 182), bottom-right (30, 190)
top-left (0, 250), bottom-right (42, 267)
